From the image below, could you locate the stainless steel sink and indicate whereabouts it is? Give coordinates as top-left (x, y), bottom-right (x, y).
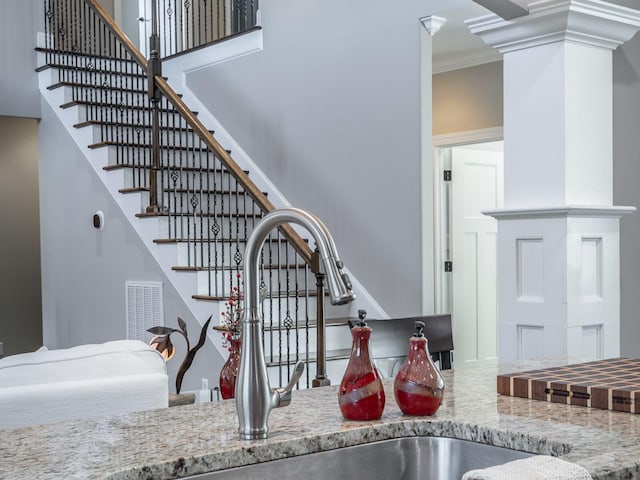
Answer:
top-left (188, 436), bottom-right (533, 479)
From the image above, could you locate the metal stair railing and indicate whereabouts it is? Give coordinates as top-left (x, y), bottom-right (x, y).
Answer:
top-left (41, 0), bottom-right (336, 389)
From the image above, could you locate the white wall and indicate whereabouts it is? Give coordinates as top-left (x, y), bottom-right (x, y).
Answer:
top-left (0, 0), bottom-right (42, 118)
top-left (38, 101), bottom-right (224, 392)
top-left (184, 0), bottom-right (435, 317)
top-left (613, 31), bottom-right (640, 359)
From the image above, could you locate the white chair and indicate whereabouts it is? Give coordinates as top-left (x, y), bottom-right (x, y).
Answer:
top-left (0, 340), bottom-right (169, 429)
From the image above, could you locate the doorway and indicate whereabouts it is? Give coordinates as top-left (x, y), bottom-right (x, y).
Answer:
top-left (433, 134), bottom-right (503, 367)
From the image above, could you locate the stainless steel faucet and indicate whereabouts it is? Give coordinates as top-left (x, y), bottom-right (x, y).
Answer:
top-left (236, 207), bottom-right (356, 440)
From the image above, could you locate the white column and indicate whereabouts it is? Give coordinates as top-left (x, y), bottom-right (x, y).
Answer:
top-left (467, 0), bottom-right (640, 362)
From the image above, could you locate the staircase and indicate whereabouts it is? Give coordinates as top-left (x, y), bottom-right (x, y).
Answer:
top-left (37, 0), bottom-right (360, 389)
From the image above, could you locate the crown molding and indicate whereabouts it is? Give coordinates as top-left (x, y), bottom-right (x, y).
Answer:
top-left (432, 51), bottom-right (503, 74)
top-left (482, 205), bottom-right (636, 219)
top-left (433, 126), bottom-right (504, 147)
top-left (467, 0), bottom-right (640, 53)
top-left (420, 15), bottom-right (447, 36)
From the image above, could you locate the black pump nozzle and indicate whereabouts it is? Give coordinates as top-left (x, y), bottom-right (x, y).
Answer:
top-left (414, 321), bottom-right (425, 338)
top-left (356, 309), bottom-right (367, 327)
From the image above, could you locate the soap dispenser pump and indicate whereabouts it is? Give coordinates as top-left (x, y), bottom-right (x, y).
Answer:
top-left (394, 320), bottom-right (444, 416)
top-left (338, 310), bottom-right (386, 420)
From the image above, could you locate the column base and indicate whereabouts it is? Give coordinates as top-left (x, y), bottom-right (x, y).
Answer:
top-left (484, 205), bottom-right (634, 363)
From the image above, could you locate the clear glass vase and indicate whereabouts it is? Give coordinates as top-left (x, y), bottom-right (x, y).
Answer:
top-left (338, 323), bottom-right (385, 420)
top-left (394, 321), bottom-right (444, 416)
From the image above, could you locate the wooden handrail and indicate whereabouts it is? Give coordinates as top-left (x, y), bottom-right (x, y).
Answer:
top-left (85, 0), bottom-right (313, 265)
top-left (156, 77), bottom-right (313, 265)
top-left (86, 0), bottom-right (148, 72)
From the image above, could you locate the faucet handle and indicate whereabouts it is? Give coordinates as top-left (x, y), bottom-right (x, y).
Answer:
top-left (275, 361), bottom-right (305, 408)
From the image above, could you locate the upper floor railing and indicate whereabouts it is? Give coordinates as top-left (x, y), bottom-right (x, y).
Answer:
top-left (141, 0), bottom-right (259, 58)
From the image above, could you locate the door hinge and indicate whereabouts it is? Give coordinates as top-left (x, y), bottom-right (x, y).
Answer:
top-left (444, 261), bottom-right (453, 272)
top-left (443, 170), bottom-right (452, 182)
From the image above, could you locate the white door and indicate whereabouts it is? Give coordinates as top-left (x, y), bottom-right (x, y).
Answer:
top-left (451, 143), bottom-right (503, 366)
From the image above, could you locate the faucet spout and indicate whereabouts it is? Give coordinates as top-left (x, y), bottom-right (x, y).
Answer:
top-left (236, 207), bottom-right (356, 440)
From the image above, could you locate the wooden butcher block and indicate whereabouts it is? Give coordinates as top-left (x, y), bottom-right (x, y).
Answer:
top-left (497, 358), bottom-right (640, 413)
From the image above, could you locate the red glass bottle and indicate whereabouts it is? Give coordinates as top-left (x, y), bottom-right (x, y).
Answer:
top-left (338, 315), bottom-right (385, 421)
top-left (394, 321), bottom-right (444, 416)
top-left (219, 338), bottom-right (241, 400)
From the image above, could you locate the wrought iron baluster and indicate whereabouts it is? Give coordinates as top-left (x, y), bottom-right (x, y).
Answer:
top-left (304, 259), bottom-right (310, 387)
top-left (210, 152), bottom-right (220, 297)
top-left (146, 0), bottom-right (162, 212)
top-left (312, 250), bottom-right (328, 387)
top-left (284, 238), bottom-right (293, 383)
top-left (204, 136), bottom-right (212, 297)
top-left (197, 140), bottom-right (206, 271)
top-left (277, 229), bottom-right (284, 386)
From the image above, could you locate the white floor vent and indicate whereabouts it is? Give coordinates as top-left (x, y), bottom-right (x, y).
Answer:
top-left (126, 281), bottom-right (164, 342)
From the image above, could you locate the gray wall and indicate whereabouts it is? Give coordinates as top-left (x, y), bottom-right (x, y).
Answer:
top-left (38, 101), bottom-right (224, 392)
top-left (185, 0), bottom-right (434, 317)
top-left (0, 0), bottom-right (42, 118)
top-left (0, 116), bottom-right (42, 356)
top-left (0, 0), bottom-right (43, 356)
top-left (613, 31), bottom-right (640, 359)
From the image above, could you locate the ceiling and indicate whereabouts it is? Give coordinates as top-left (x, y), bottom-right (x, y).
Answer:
top-left (429, 0), bottom-right (640, 74)
top-left (430, 1), bottom-right (500, 74)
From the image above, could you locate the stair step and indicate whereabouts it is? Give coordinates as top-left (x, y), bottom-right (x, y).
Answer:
top-left (74, 119), bottom-right (214, 135)
top-left (60, 99), bottom-right (195, 115)
top-left (47, 80), bottom-right (183, 102)
top-left (136, 211), bottom-right (263, 219)
top-left (157, 237), bottom-right (298, 245)
top-left (263, 317), bottom-right (351, 332)
top-left (103, 163), bottom-right (246, 174)
top-left (89, 141), bottom-right (229, 155)
top-left (265, 348), bottom-right (351, 368)
top-left (35, 47), bottom-right (140, 64)
top-left (173, 263), bottom-right (307, 272)
top-left (119, 186), bottom-right (257, 196)
top-left (47, 81), bottom-right (147, 95)
top-left (37, 62), bottom-right (148, 78)
top-left (192, 290), bottom-right (324, 302)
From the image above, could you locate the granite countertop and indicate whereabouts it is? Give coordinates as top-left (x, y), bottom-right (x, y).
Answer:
top-left (2, 363), bottom-right (639, 479)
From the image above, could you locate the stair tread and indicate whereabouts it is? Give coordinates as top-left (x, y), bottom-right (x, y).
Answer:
top-left (35, 47), bottom-right (140, 64)
top-left (262, 317), bottom-right (352, 332)
top-left (48, 81), bottom-right (184, 100)
top-left (157, 237), bottom-right (301, 245)
top-left (74, 119), bottom-right (214, 134)
top-left (193, 290), bottom-right (325, 302)
top-left (37, 63), bottom-right (148, 78)
top-left (60, 99), bottom-right (195, 114)
top-left (103, 163), bottom-right (247, 174)
top-left (265, 349), bottom-right (351, 368)
top-left (89, 141), bottom-right (228, 154)
top-left (47, 81), bottom-right (147, 95)
top-left (174, 263), bottom-right (308, 272)
top-left (119, 187), bottom-right (257, 195)
top-left (136, 211), bottom-right (263, 219)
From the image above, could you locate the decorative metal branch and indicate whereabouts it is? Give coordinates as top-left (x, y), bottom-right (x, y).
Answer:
top-left (148, 315), bottom-right (212, 394)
